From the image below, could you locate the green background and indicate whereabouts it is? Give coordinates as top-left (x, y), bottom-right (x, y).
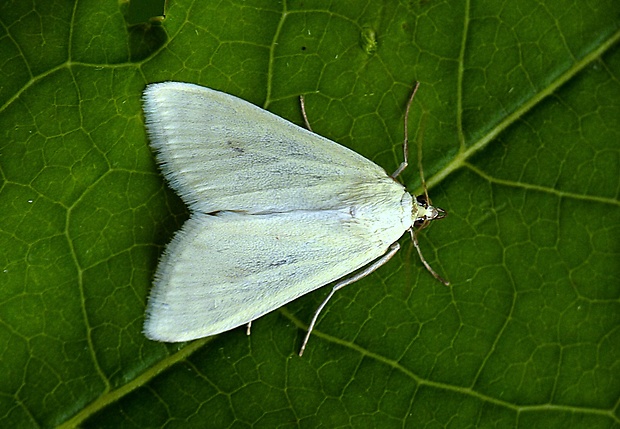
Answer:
top-left (0, 0), bottom-right (618, 427)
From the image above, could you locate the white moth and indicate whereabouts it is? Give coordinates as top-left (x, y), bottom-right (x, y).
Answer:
top-left (142, 82), bottom-right (447, 355)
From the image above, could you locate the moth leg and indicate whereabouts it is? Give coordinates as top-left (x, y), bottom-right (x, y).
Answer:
top-left (299, 95), bottom-right (313, 131)
top-left (246, 321), bottom-right (252, 336)
top-left (410, 229), bottom-right (449, 286)
top-left (299, 243), bottom-right (401, 356)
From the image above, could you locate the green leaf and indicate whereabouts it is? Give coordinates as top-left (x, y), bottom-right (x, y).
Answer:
top-left (1, 0), bottom-right (618, 427)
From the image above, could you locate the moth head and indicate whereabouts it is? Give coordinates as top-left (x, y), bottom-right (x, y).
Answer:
top-left (413, 194), bottom-right (446, 228)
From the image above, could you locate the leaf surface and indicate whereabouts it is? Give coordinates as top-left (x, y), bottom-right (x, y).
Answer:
top-left (0, 0), bottom-right (618, 427)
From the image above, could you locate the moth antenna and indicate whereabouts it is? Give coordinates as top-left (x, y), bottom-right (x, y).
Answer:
top-left (408, 86), bottom-right (449, 285)
top-left (416, 114), bottom-right (431, 205)
top-left (391, 81), bottom-right (420, 179)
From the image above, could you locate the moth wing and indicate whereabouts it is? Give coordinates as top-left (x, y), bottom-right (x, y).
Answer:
top-left (143, 82), bottom-right (391, 214)
top-left (144, 204), bottom-right (409, 342)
